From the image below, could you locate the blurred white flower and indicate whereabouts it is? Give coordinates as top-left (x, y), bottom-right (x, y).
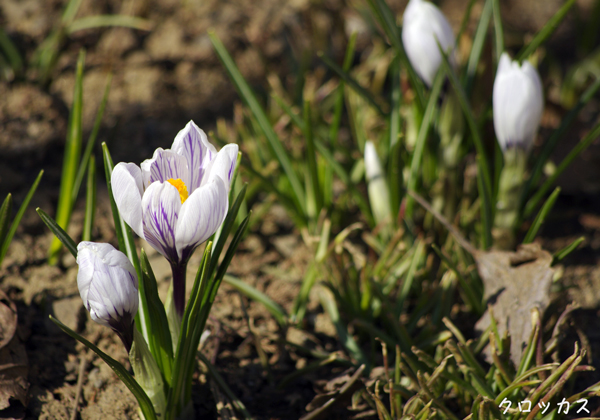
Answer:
top-left (76, 242), bottom-right (138, 347)
top-left (111, 120), bottom-right (238, 266)
top-left (402, 0), bottom-right (456, 87)
top-left (364, 141), bottom-right (391, 225)
top-left (493, 53), bottom-right (544, 152)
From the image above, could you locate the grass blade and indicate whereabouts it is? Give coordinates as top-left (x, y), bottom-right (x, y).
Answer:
top-left (523, 187), bottom-right (560, 244)
top-left (405, 68), bottom-right (444, 218)
top-left (48, 49), bottom-right (85, 264)
top-left (0, 194), bottom-right (13, 249)
top-left (525, 120), bottom-right (600, 217)
top-left (303, 100), bottom-right (322, 218)
top-left (209, 31), bottom-right (306, 217)
top-left (491, 0), bottom-right (504, 63)
top-left (0, 170), bottom-right (44, 265)
top-left (463, 0), bottom-right (492, 94)
top-left (67, 15), bottom-right (152, 34)
top-left (224, 274), bottom-right (288, 328)
top-left (50, 315), bottom-right (157, 420)
top-left (82, 155), bottom-right (96, 242)
top-left (0, 28), bottom-right (23, 77)
top-left (552, 236), bottom-right (585, 265)
top-left (516, 0), bottom-right (577, 61)
top-left (36, 207), bottom-right (77, 259)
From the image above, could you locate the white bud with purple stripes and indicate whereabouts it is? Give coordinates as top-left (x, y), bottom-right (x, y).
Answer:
top-left (76, 242), bottom-right (138, 350)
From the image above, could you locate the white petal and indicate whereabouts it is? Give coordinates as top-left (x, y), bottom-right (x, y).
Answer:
top-left (203, 144), bottom-right (238, 190)
top-left (175, 177), bottom-right (228, 262)
top-left (141, 181), bottom-right (182, 263)
top-left (402, 0), bottom-right (455, 86)
top-left (76, 242), bottom-right (138, 327)
top-left (171, 120), bottom-right (217, 192)
top-left (364, 141), bottom-right (383, 182)
top-left (111, 163), bottom-right (144, 238)
top-left (140, 148), bottom-right (190, 188)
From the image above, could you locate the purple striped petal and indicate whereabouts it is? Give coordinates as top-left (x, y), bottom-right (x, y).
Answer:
top-left (111, 163), bottom-right (144, 238)
top-left (141, 149), bottom-right (190, 188)
top-left (203, 144), bottom-right (238, 190)
top-left (141, 181), bottom-right (182, 263)
top-left (175, 177), bottom-right (228, 262)
top-left (171, 121), bottom-right (216, 192)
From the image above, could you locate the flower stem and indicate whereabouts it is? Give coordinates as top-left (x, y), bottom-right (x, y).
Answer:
top-left (170, 262), bottom-right (187, 319)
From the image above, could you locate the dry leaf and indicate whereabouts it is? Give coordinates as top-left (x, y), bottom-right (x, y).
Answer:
top-left (473, 243), bottom-right (554, 366)
top-left (0, 289), bottom-right (29, 419)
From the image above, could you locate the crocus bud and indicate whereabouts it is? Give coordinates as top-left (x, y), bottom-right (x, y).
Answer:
top-left (402, 0), bottom-right (456, 87)
top-left (364, 141), bottom-right (391, 226)
top-left (76, 242), bottom-right (138, 351)
top-left (493, 53), bottom-right (544, 152)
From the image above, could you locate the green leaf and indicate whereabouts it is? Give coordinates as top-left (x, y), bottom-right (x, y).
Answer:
top-left (525, 120), bottom-right (600, 217)
top-left (82, 155), bottom-right (96, 242)
top-left (404, 67), bottom-right (444, 219)
top-left (552, 236), bottom-right (585, 265)
top-left (72, 72), bottom-right (112, 207)
top-left (516, 0), bottom-right (577, 61)
top-left (36, 207), bottom-right (77, 258)
top-left (49, 49), bottom-right (85, 264)
top-left (303, 99), bottom-right (322, 217)
top-left (463, 0), bottom-right (492, 94)
top-left (139, 250), bottom-right (173, 386)
top-left (67, 15), bottom-right (152, 34)
top-left (523, 187), bottom-right (560, 244)
top-left (102, 143), bottom-right (145, 339)
top-left (209, 31), bottom-right (306, 217)
top-left (223, 274), bottom-right (288, 328)
top-left (317, 52), bottom-right (388, 116)
top-left (491, 0), bottom-right (504, 63)
top-left (50, 315), bottom-right (157, 420)
top-left (0, 170), bottom-right (44, 266)
top-left (0, 194), bottom-right (13, 250)
top-left (0, 28), bottom-right (23, 76)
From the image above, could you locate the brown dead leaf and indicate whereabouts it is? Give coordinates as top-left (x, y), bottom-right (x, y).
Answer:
top-left (473, 243), bottom-right (554, 366)
top-left (0, 289), bottom-right (29, 418)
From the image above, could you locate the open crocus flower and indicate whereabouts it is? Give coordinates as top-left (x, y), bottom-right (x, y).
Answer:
top-left (493, 53), bottom-right (544, 152)
top-left (77, 242), bottom-right (138, 351)
top-left (402, 0), bottom-right (456, 87)
top-left (111, 120), bottom-right (238, 266)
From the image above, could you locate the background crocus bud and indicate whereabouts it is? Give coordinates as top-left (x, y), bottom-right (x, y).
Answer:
top-left (493, 53), bottom-right (544, 152)
top-left (364, 141), bottom-right (391, 226)
top-left (401, 0), bottom-right (456, 87)
top-left (76, 242), bottom-right (139, 351)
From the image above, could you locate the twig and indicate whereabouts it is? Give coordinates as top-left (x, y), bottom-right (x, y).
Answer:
top-left (70, 355), bottom-right (88, 420)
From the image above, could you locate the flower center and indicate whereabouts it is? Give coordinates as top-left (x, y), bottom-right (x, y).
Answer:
top-left (167, 178), bottom-right (189, 203)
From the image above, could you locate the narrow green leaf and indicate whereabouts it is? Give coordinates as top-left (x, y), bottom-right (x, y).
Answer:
top-left (37, 207), bottom-right (77, 258)
top-left (476, 155), bottom-right (493, 249)
top-left (50, 315), bottom-right (157, 420)
top-left (209, 31), bottom-right (306, 216)
top-left (456, 0), bottom-right (478, 41)
top-left (139, 250), bottom-right (173, 386)
top-left (525, 121), bottom-right (600, 217)
top-left (522, 76), bottom-right (600, 208)
top-left (102, 142), bottom-right (146, 340)
top-left (0, 194), bottom-right (13, 249)
top-left (49, 49), bottom-right (85, 264)
top-left (516, 0), bottom-right (577, 61)
top-left (72, 72), bottom-right (112, 207)
top-left (82, 155), bottom-right (96, 242)
top-left (67, 15), bottom-right (152, 34)
top-left (0, 170), bottom-right (44, 265)
top-left (463, 0), bottom-right (492, 93)
top-left (552, 236), bottom-right (585, 265)
top-left (523, 187), bottom-right (560, 244)
top-left (224, 275), bottom-right (288, 328)
top-left (405, 67), bottom-right (444, 218)
top-left (197, 352), bottom-right (253, 420)
top-left (62, 0), bottom-right (84, 24)
top-left (0, 28), bottom-right (23, 75)
top-left (318, 52), bottom-right (388, 116)
top-left (303, 99), bottom-right (322, 216)
top-left (491, 0), bottom-right (504, 64)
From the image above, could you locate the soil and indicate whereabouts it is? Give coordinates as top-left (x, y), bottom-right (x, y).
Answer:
top-left (1, 0), bottom-right (600, 419)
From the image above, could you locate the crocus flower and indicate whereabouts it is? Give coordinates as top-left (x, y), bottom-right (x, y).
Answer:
top-left (493, 53), bottom-right (544, 152)
top-left (364, 141), bottom-right (391, 226)
top-left (402, 0), bottom-right (456, 87)
top-left (77, 241), bottom-right (138, 351)
top-left (111, 120), bottom-right (238, 266)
